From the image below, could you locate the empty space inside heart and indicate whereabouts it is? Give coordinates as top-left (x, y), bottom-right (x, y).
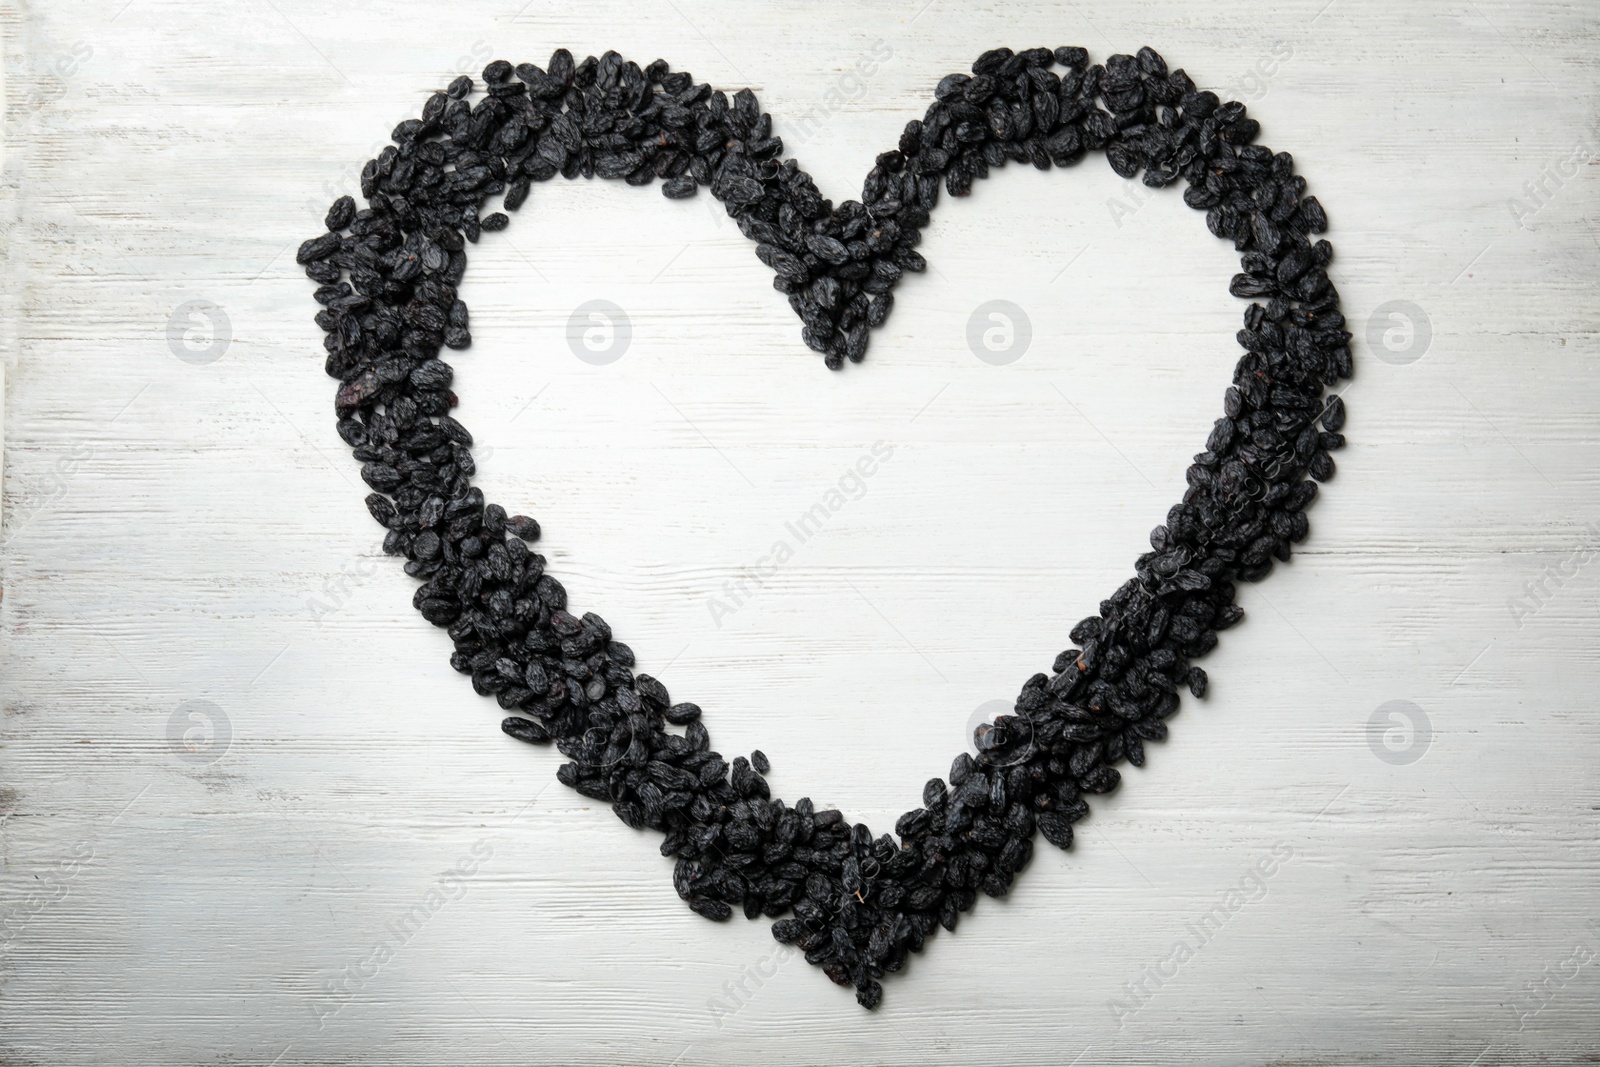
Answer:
top-left (451, 157), bottom-right (1244, 815)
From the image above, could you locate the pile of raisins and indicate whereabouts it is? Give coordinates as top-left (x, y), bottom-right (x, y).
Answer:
top-left (300, 45), bottom-right (1349, 1009)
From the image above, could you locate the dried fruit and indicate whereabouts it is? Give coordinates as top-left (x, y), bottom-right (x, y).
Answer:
top-left (309, 46), bottom-right (1348, 1011)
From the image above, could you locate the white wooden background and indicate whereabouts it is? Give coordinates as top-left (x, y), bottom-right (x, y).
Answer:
top-left (3, 0), bottom-right (1598, 1063)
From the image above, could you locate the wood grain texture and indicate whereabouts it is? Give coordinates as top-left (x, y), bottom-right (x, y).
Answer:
top-left (3, 0), bottom-right (1598, 1063)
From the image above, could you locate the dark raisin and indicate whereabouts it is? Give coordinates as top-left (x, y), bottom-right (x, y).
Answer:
top-left (310, 44), bottom-right (1346, 1012)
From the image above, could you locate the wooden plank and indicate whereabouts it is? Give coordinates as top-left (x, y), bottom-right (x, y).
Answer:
top-left (3, 1), bottom-right (1598, 1063)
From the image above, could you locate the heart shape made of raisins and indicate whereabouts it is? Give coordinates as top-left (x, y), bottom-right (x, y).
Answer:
top-left (303, 43), bottom-right (1350, 1010)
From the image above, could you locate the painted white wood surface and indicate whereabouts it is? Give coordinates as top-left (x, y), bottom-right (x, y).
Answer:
top-left (3, 1), bottom-right (1598, 1063)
